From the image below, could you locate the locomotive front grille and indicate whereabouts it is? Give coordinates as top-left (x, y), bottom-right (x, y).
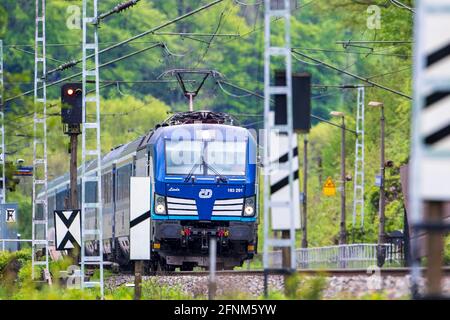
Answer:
top-left (212, 198), bottom-right (244, 216)
top-left (167, 197), bottom-right (198, 215)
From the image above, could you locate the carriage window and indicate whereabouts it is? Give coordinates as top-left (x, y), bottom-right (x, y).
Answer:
top-left (85, 181), bottom-right (98, 203)
top-left (102, 172), bottom-right (112, 204)
top-left (56, 190), bottom-right (67, 210)
top-left (116, 165), bottom-right (131, 200)
top-left (165, 140), bottom-right (202, 175)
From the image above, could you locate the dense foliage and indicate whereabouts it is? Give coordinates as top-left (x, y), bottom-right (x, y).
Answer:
top-left (0, 1), bottom-right (416, 246)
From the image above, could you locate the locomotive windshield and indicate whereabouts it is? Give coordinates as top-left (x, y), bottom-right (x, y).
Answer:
top-left (165, 139), bottom-right (247, 176)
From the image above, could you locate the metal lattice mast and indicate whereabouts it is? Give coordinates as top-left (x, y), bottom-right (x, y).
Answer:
top-left (81, 0), bottom-right (104, 297)
top-left (0, 40), bottom-right (5, 205)
top-left (352, 86), bottom-right (365, 229)
top-left (263, 0), bottom-right (296, 270)
top-left (32, 0), bottom-right (49, 278)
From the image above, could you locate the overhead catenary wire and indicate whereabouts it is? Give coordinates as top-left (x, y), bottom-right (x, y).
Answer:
top-left (6, 104), bottom-right (58, 123)
top-left (5, 0), bottom-right (308, 103)
top-left (335, 40), bottom-right (412, 46)
top-left (242, 119), bottom-right (264, 127)
top-left (311, 114), bottom-right (357, 135)
top-left (4, 1), bottom-right (225, 108)
top-left (153, 32), bottom-right (240, 37)
top-left (99, 79), bottom-right (196, 84)
top-left (194, 1), bottom-right (232, 67)
top-left (95, 0), bottom-right (141, 24)
top-left (161, 43), bottom-right (189, 58)
top-left (217, 80), bottom-right (264, 100)
top-left (45, 0), bottom-right (224, 77)
top-left (5, 41), bottom-right (160, 48)
top-left (293, 46), bottom-right (411, 58)
top-left (292, 53), bottom-right (323, 66)
top-left (216, 80), bottom-right (357, 134)
top-left (5, 0), bottom-right (411, 125)
top-left (5, 79), bottom-right (195, 87)
top-left (214, 0), bottom-right (317, 47)
top-left (389, 0), bottom-right (415, 13)
top-left (364, 66), bottom-right (410, 80)
top-left (5, 43), bottom-right (164, 103)
top-left (5, 79), bottom-right (194, 123)
top-left (311, 89), bottom-right (343, 100)
top-left (218, 80), bottom-right (361, 101)
top-left (291, 50), bottom-right (412, 99)
top-left (234, 0), bottom-right (263, 6)
top-left (9, 46), bottom-right (82, 71)
top-left (216, 80), bottom-right (252, 98)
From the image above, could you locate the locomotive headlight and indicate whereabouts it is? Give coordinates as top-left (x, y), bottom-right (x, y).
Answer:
top-left (154, 194), bottom-right (166, 214)
top-left (155, 204), bottom-right (165, 214)
top-left (243, 196), bottom-right (256, 217)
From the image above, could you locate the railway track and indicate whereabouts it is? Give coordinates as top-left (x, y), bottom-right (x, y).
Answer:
top-left (144, 267), bottom-right (450, 277)
top-left (105, 267), bottom-right (450, 299)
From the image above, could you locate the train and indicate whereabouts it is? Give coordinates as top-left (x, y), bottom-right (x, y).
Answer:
top-left (38, 111), bottom-right (259, 271)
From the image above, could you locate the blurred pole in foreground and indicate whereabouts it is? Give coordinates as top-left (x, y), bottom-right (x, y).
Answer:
top-left (208, 237), bottom-right (217, 300)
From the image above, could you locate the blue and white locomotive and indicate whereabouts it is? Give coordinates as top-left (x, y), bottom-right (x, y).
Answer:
top-left (41, 111), bottom-right (258, 271)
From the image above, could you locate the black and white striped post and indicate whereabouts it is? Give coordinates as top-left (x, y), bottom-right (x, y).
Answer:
top-left (129, 177), bottom-right (151, 300)
top-left (410, 0), bottom-right (450, 298)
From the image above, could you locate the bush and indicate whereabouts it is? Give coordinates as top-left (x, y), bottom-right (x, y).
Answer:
top-left (105, 285), bottom-right (134, 300)
top-left (141, 278), bottom-right (191, 300)
top-left (259, 274), bottom-right (328, 300)
top-left (296, 276), bottom-right (327, 300)
top-left (444, 235), bottom-right (450, 265)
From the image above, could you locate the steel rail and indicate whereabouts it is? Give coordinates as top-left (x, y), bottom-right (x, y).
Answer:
top-left (150, 267), bottom-right (450, 277)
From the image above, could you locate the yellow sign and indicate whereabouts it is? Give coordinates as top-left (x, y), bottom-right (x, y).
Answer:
top-left (323, 176), bottom-right (336, 196)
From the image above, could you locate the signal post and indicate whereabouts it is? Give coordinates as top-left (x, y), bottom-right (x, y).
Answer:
top-left (61, 83), bottom-right (82, 258)
top-left (67, 124), bottom-right (81, 209)
top-left (266, 68), bottom-right (311, 296)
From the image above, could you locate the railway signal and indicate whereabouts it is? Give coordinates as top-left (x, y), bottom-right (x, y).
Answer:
top-left (274, 71), bottom-right (311, 249)
top-left (274, 71), bottom-right (312, 133)
top-left (61, 83), bottom-right (82, 126)
top-left (61, 83), bottom-right (82, 213)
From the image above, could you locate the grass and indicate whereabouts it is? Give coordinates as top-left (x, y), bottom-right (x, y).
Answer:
top-left (0, 249), bottom-right (412, 300)
top-left (0, 249), bottom-right (193, 300)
